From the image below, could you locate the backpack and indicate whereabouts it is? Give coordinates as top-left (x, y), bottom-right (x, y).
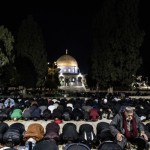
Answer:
top-left (0, 122), bottom-right (9, 143)
top-left (3, 123), bottom-right (25, 146)
top-left (79, 124), bottom-right (96, 148)
top-left (61, 123), bottom-right (78, 143)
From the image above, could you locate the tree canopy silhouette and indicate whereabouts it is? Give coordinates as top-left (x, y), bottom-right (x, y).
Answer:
top-left (16, 15), bottom-right (47, 88)
top-left (0, 25), bottom-right (17, 87)
top-left (91, 0), bottom-right (145, 89)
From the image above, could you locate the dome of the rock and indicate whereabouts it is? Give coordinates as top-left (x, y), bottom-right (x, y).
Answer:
top-left (57, 54), bottom-right (78, 67)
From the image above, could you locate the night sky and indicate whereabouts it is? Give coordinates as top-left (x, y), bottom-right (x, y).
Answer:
top-left (0, 1), bottom-right (150, 77)
top-left (139, 0), bottom-right (150, 78)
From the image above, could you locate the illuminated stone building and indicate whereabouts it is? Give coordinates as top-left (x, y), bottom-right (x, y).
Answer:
top-left (56, 50), bottom-right (87, 92)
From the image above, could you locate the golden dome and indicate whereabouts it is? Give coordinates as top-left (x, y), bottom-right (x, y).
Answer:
top-left (57, 54), bottom-right (78, 67)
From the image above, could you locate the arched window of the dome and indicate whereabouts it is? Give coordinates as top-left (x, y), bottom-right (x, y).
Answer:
top-left (68, 68), bottom-right (71, 72)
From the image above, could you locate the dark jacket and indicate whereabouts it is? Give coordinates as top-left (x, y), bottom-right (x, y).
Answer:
top-left (30, 105), bottom-right (41, 119)
top-left (109, 112), bottom-right (145, 137)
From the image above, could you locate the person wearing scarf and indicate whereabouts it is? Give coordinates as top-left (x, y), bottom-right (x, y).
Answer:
top-left (122, 111), bottom-right (138, 140)
top-left (109, 106), bottom-right (148, 150)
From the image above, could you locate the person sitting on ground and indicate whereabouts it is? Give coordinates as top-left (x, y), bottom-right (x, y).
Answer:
top-left (109, 106), bottom-right (148, 150)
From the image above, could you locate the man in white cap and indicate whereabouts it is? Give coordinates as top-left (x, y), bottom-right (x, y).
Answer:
top-left (109, 106), bottom-right (148, 150)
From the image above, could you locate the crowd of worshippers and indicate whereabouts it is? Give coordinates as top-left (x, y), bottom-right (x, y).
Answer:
top-left (0, 106), bottom-right (150, 150)
top-left (0, 95), bottom-right (150, 122)
top-left (0, 95), bottom-right (150, 149)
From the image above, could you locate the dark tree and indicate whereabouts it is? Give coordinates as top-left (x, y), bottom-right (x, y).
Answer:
top-left (0, 25), bottom-right (16, 87)
top-left (16, 15), bottom-right (47, 88)
top-left (91, 0), bottom-right (144, 89)
top-left (15, 57), bottom-right (37, 88)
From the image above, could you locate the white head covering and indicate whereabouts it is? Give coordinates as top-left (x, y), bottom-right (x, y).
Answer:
top-left (125, 106), bottom-right (134, 113)
top-left (67, 103), bottom-right (73, 110)
top-left (104, 99), bottom-right (107, 103)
